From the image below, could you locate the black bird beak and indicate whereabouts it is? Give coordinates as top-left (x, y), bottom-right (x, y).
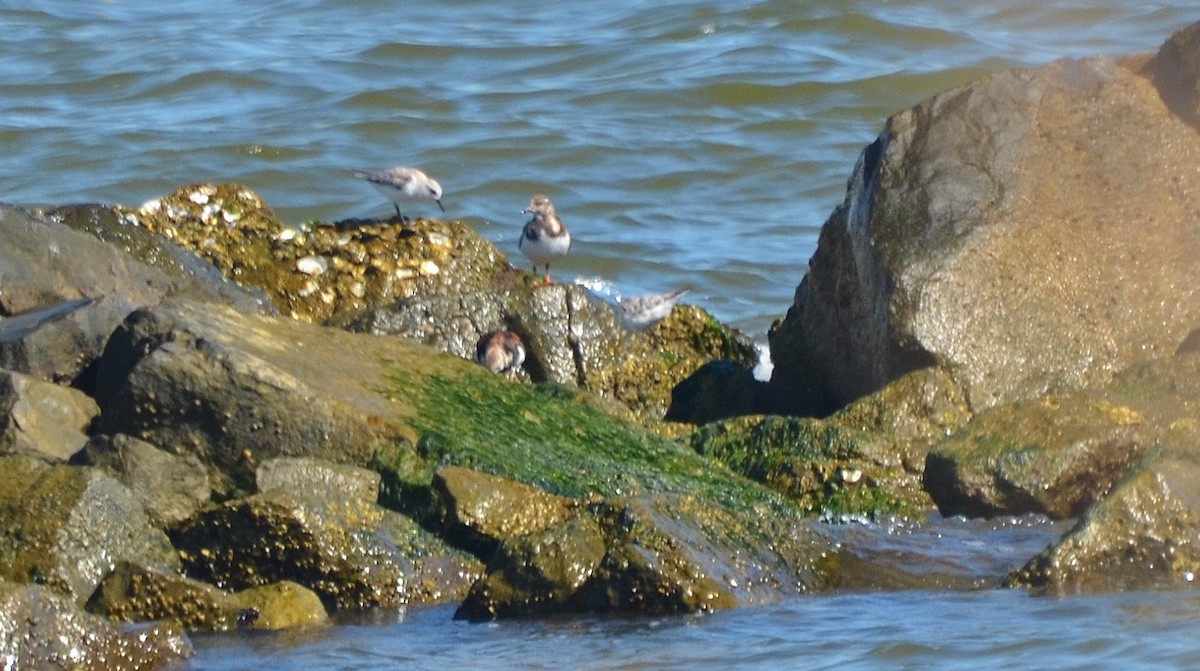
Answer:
top-left (436, 199), bottom-right (445, 213)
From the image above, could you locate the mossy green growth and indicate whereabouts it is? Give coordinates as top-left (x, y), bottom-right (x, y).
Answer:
top-left (692, 414), bottom-right (929, 520)
top-left (381, 365), bottom-right (799, 521)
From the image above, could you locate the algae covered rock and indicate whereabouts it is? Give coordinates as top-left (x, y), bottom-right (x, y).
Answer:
top-left (692, 367), bottom-right (969, 518)
top-left (348, 283), bottom-right (759, 426)
top-left (0, 458), bottom-right (180, 605)
top-left (0, 580), bottom-right (192, 670)
top-left (170, 457), bottom-right (481, 612)
top-left (385, 369), bottom-right (835, 619)
top-left (925, 352), bottom-right (1200, 521)
top-left (1006, 449), bottom-right (1200, 592)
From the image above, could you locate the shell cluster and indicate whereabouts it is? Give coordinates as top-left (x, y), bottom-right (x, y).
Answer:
top-left (114, 183), bottom-right (503, 323)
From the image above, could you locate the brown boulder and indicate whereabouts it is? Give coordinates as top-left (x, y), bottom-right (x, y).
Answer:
top-left (768, 24), bottom-right (1200, 415)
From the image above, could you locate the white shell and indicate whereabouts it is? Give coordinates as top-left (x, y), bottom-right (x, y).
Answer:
top-left (296, 255), bottom-right (329, 276)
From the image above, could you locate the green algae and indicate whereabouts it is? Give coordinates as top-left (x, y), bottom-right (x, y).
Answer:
top-left (382, 365), bottom-right (797, 520)
top-left (692, 415), bottom-right (925, 519)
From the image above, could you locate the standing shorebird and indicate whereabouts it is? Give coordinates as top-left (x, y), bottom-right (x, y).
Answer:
top-left (519, 194), bottom-right (571, 285)
top-left (352, 166), bottom-right (445, 220)
top-left (616, 287), bottom-right (691, 330)
top-left (475, 330), bottom-right (526, 378)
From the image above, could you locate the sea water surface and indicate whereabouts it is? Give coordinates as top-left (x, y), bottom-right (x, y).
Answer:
top-left (4, 1), bottom-right (1200, 668)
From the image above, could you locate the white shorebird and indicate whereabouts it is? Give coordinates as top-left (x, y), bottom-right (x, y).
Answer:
top-left (519, 195), bottom-right (571, 285)
top-left (616, 287), bottom-right (690, 329)
top-left (352, 166), bottom-right (445, 220)
top-left (475, 330), bottom-right (526, 377)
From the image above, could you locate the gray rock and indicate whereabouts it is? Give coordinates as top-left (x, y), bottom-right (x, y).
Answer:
top-left (768, 30), bottom-right (1200, 414)
top-left (0, 580), bottom-right (192, 670)
top-left (343, 285), bottom-right (625, 385)
top-left (92, 297), bottom-right (427, 497)
top-left (257, 456), bottom-right (381, 505)
top-left (0, 204), bottom-right (272, 385)
top-left (0, 458), bottom-right (180, 605)
top-left (75, 434), bottom-right (212, 528)
top-left (0, 369), bottom-right (98, 461)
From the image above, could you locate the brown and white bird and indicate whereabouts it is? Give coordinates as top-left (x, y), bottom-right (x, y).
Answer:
top-left (616, 287), bottom-right (690, 330)
top-left (519, 195), bottom-right (571, 285)
top-left (352, 166), bottom-right (445, 220)
top-left (474, 330), bottom-right (526, 377)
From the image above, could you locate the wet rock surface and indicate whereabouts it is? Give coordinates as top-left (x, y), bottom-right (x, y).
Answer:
top-left (694, 367), bottom-right (970, 518)
top-left (0, 580), bottom-right (192, 670)
top-left (87, 560), bottom-right (328, 632)
top-left (0, 458), bottom-right (180, 605)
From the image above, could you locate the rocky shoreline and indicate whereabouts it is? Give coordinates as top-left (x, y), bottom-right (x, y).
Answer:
top-left (3, 21), bottom-right (1200, 670)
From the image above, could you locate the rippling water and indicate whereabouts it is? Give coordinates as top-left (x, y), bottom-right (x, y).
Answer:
top-left (188, 515), bottom-right (1200, 670)
top-left (5, 0), bottom-right (1199, 334)
top-left (6, 1), bottom-right (1200, 667)
top-left (192, 590), bottom-right (1200, 670)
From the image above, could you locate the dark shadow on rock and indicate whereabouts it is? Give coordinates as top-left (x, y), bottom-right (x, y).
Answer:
top-left (1142, 21), bottom-right (1200, 129)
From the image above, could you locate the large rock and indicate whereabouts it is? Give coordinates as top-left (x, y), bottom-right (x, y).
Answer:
top-left (0, 458), bottom-right (180, 605)
top-left (768, 24), bottom-right (1200, 415)
top-left (0, 580), bottom-right (192, 670)
top-left (92, 297), bottom-right (430, 495)
top-left (0, 203), bottom-right (271, 385)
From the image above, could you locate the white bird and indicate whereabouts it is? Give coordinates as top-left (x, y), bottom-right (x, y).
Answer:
top-left (519, 195), bottom-right (571, 285)
top-left (616, 288), bottom-right (690, 329)
top-left (352, 166), bottom-right (445, 220)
